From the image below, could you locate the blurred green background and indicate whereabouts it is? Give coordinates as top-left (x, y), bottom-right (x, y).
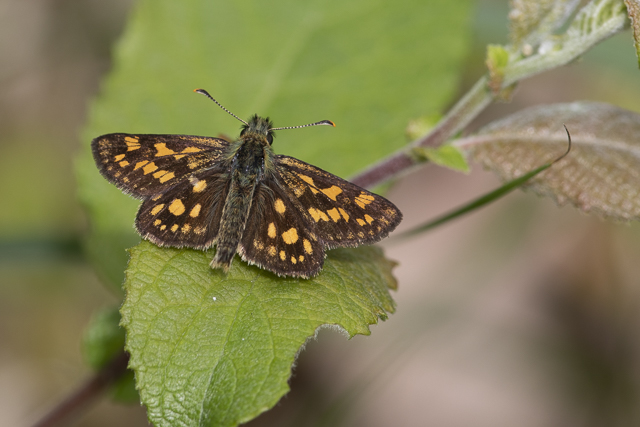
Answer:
top-left (3, 1), bottom-right (640, 426)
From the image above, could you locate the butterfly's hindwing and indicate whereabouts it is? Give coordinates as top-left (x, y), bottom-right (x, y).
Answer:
top-left (275, 156), bottom-right (402, 247)
top-left (135, 167), bottom-right (230, 249)
top-left (91, 133), bottom-right (230, 196)
top-left (239, 179), bottom-right (326, 277)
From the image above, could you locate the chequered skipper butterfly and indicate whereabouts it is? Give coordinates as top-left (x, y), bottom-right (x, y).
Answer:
top-left (91, 89), bottom-right (402, 277)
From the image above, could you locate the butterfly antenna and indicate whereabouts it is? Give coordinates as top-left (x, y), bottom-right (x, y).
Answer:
top-left (194, 89), bottom-right (248, 126)
top-left (271, 120), bottom-right (336, 131)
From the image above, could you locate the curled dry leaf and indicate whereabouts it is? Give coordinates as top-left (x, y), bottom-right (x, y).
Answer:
top-left (456, 102), bottom-right (640, 221)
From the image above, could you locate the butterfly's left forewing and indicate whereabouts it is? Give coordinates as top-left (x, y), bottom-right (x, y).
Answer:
top-left (91, 133), bottom-right (229, 197)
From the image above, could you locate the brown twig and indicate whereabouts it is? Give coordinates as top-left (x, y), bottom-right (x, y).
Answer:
top-left (30, 350), bottom-right (131, 427)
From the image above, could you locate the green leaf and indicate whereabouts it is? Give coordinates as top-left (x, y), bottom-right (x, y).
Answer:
top-left (121, 241), bottom-right (396, 427)
top-left (83, 307), bottom-right (125, 370)
top-left (75, 0), bottom-right (472, 288)
top-left (486, 44), bottom-right (510, 93)
top-left (414, 145), bottom-right (469, 173)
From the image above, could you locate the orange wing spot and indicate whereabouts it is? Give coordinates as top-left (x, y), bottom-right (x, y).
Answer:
top-left (279, 250), bottom-right (286, 261)
top-left (182, 224), bottom-right (191, 233)
top-left (151, 195), bottom-right (162, 201)
top-left (177, 147), bottom-right (202, 160)
top-left (168, 199), bottom-right (185, 216)
top-left (282, 228), bottom-right (298, 244)
top-left (268, 222), bottom-right (276, 238)
top-left (160, 225), bottom-right (167, 231)
top-left (364, 214), bottom-right (374, 224)
top-left (357, 218), bottom-right (366, 226)
top-left (253, 239), bottom-right (264, 250)
top-left (338, 208), bottom-right (350, 222)
top-left (150, 204), bottom-right (164, 215)
top-left (192, 179), bottom-right (207, 193)
top-left (154, 219), bottom-right (161, 226)
top-left (321, 185), bottom-right (342, 201)
top-left (114, 154), bottom-right (126, 162)
top-left (297, 174), bottom-right (315, 186)
top-left (181, 147), bottom-right (202, 154)
top-left (308, 207), bottom-right (329, 222)
top-left (268, 245), bottom-right (276, 256)
top-left (194, 226), bottom-right (206, 235)
top-left (357, 231), bottom-right (365, 238)
top-left (354, 192), bottom-right (375, 209)
top-left (291, 256), bottom-right (297, 265)
top-left (119, 160), bottom-right (130, 167)
top-left (125, 137), bottom-right (140, 151)
top-left (189, 204), bottom-right (201, 218)
top-left (134, 160), bottom-right (149, 170)
top-left (274, 198), bottom-right (286, 214)
top-left (326, 208), bottom-right (341, 222)
top-left (299, 255), bottom-right (304, 262)
top-left (159, 172), bottom-right (175, 183)
top-left (142, 162), bottom-right (158, 175)
top-left (359, 192), bottom-right (375, 202)
top-left (153, 170), bottom-right (166, 178)
top-left (303, 239), bottom-right (313, 254)
top-left (171, 224), bottom-right (179, 232)
top-left (154, 143), bottom-right (176, 157)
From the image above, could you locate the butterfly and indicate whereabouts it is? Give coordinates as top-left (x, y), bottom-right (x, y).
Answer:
top-left (91, 89), bottom-right (402, 278)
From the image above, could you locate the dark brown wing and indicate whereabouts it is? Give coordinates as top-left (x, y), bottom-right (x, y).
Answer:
top-left (135, 167), bottom-right (230, 249)
top-left (91, 133), bottom-right (229, 197)
top-left (274, 155), bottom-right (402, 247)
top-left (239, 179), bottom-right (326, 278)
top-left (238, 155), bottom-right (402, 278)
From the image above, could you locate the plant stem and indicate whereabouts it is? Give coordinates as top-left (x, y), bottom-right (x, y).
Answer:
top-left (30, 351), bottom-right (130, 427)
top-left (350, 76), bottom-right (492, 188)
top-left (350, 0), bottom-right (627, 189)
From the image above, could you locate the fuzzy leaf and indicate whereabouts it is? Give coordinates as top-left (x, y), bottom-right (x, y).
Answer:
top-left (458, 102), bottom-right (640, 221)
top-left (508, 0), bottom-right (579, 48)
top-left (121, 241), bottom-right (396, 427)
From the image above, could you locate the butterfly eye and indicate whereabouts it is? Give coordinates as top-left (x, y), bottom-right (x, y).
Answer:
top-left (266, 134), bottom-right (274, 144)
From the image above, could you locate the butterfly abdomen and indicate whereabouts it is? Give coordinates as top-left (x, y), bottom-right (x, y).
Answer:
top-left (210, 134), bottom-right (268, 271)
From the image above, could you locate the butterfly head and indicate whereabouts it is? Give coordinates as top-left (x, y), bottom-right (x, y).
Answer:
top-left (241, 114), bottom-right (276, 145)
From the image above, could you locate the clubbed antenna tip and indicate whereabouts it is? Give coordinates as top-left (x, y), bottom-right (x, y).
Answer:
top-left (194, 88), bottom-right (248, 126)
